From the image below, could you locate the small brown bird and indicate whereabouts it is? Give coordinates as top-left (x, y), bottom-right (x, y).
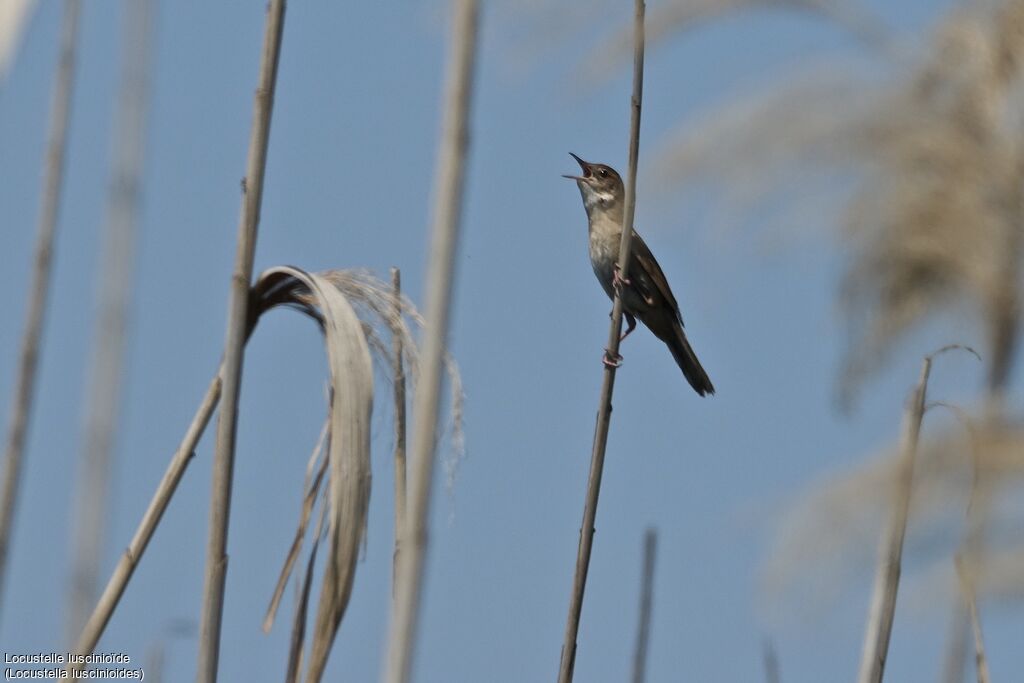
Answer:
top-left (564, 153), bottom-right (715, 396)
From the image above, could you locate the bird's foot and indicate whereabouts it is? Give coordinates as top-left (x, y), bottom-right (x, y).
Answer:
top-left (612, 265), bottom-right (631, 289)
top-left (602, 349), bottom-right (623, 368)
top-left (620, 313), bottom-right (637, 342)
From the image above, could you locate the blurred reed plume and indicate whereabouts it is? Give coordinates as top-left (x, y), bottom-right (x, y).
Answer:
top-left (658, 0), bottom-right (1024, 397)
top-left (582, 0), bottom-right (891, 82)
top-left (503, 0), bottom-right (888, 87)
top-left (762, 415), bottom-right (1024, 615)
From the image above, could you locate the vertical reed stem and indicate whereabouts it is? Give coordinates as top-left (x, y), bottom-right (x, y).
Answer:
top-left (631, 528), bottom-right (657, 683)
top-left (0, 0), bottom-right (81, 616)
top-left (954, 556), bottom-right (990, 683)
top-left (856, 357), bottom-right (931, 683)
top-left (392, 267), bottom-right (407, 595)
top-left (943, 382), bottom-right (1004, 683)
top-left (63, 375), bottom-right (221, 681)
top-left (383, 1), bottom-right (479, 680)
top-left (557, 3), bottom-right (644, 681)
top-left (196, 2), bottom-right (286, 680)
top-left (67, 0), bottom-right (155, 645)
top-left (762, 639), bottom-right (780, 683)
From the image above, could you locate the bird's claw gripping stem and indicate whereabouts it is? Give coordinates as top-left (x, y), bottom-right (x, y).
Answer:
top-left (603, 349), bottom-right (623, 368)
top-left (613, 264), bottom-right (631, 289)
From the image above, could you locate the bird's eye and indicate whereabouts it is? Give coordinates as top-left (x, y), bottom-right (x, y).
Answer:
top-left (598, 169), bottom-right (608, 178)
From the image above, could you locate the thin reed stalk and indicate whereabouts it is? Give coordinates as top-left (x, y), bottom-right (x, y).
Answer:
top-left (66, 0), bottom-right (155, 645)
top-left (391, 267), bottom-right (407, 594)
top-left (762, 639), bottom-right (780, 683)
top-left (382, 1), bottom-right (479, 680)
top-left (856, 355), bottom-right (932, 683)
top-left (941, 196), bottom-right (1022, 673)
top-left (63, 374), bottom-right (221, 681)
top-left (197, 1), bottom-right (286, 680)
top-left (145, 642), bottom-right (165, 683)
top-left (557, 2), bottom-right (645, 681)
top-left (940, 612), bottom-right (969, 683)
top-left (0, 0), bottom-right (81, 615)
top-left (942, 401), bottom-right (997, 683)
top-left (630, 528), bottom-right (656, 683)
top-left (955, 556), bottom-right (991, 683)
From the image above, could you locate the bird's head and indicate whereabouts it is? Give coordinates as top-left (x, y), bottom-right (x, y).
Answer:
top-left (563, 153), bottom-right (624, 219)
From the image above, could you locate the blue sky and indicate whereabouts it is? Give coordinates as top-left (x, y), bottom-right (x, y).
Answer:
top-left (1, 1), bottom-right (1021, 681)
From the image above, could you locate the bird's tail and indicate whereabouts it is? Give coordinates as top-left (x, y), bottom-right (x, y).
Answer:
top-left (667, 326), bottom-right (715, 397)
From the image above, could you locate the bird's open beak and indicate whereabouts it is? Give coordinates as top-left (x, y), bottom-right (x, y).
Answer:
top-left (562, 152), bottom-right (591, 181)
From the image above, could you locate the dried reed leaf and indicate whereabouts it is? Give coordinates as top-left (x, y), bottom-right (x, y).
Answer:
top-left (262, 419), bottom-right (329, 634)
top-left (285, 492), bottom-right (330, 683)
top-left (314, 269), bottom-right (466, 489)
top-left (68, 266), bottom-right (465, 676)
top-left (253, 266), bottom-right (375, 682)
top-left (249, 266), bottom-right (468, 679)
top-left (306, 269), bottom-right (374, 683)
top-left (251, 267), bottom-right (464, 463)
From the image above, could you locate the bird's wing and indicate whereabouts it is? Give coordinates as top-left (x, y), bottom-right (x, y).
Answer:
top-left (628, 229), bottom-right (684, 324)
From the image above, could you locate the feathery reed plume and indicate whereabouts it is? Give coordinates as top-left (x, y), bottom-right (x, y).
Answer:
top-left (391, 267), bottom-right (407, 594)
top-left (558, 3), bottom-right (645, 682)
top-left (506, 0), bottom-right (887, 88)
top-left (631, 528), bottom-right (657, 683)
top-left (582, 0), bottom-right (891, 83)
top-left (196, 1), bottom-right (286, 679)
top-left (658, 1), bottom-right (1024, 400)
top-left (663, 29), bottom-right (1024, 665)
top-left (66, 0), bottom-right (155, 645)
top-left (857, 354), bottom-right (932, 683)
top-left (66, 267), bottom-right (461, 680)
top-left (261, 268), bottom-right (464, 682)
top-left (762, 417), bottom-right (1024, 618)
top-left (384, 1), bottom-right (479, 681)
top-left (0, 0), bottom-right (80, 616)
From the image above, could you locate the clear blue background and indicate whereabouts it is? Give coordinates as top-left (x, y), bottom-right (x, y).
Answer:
top-left (1, 1), bottom-right (1021, 681)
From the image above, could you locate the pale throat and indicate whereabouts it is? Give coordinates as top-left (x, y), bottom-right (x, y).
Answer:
top-left (579, 185), bottom-right (624, 227)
